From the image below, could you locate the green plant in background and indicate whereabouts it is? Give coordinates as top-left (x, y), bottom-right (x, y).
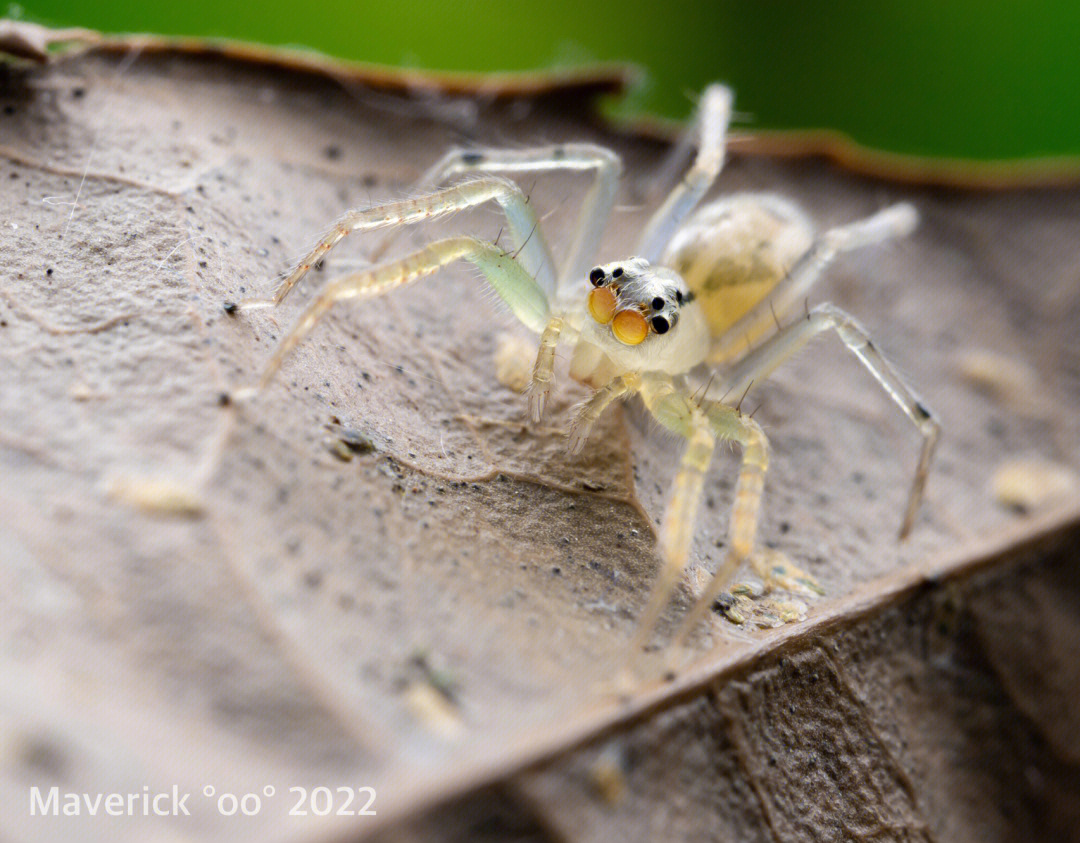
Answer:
top-left (11, 0), bottom-right (1080, 162)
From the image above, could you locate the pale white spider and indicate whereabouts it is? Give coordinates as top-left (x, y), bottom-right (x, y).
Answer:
top-left (227, 84), bottom-right (939, 656)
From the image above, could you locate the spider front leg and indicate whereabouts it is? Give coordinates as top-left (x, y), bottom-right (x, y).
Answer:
top-left (235, 236), bottom-right (548, 396)
top-left (625, 375), bottom-right (769, 659)
top-left (387, 144), bottom-right (624, 421)
top-left (723, 302), bottom-right (940, 539)
top-left (408, 143), bottom-right (623, 291)
top-left (228, 177), bottom-right (556, 313)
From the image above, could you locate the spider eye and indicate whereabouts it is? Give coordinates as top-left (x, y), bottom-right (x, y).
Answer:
top-left (651, 315), bottom-right (670, 334)
top-left (589, 267), bottom-right (605, 286)
top-left (612, 267), bottom-right (624, 278)
top-left (675, 289), bottom-right (684, 304)
top-left (612, 310), bottom-right (648, 345)
top-left (651, 296), bottom-right (665, 311)
top-left (588, 287), bottom-right (617, 324)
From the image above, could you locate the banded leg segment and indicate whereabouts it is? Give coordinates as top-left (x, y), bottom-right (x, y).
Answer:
top-left (242, 236), bottom-right (548, 393)
top-left (364, 145), bottom-right (622, 421)
top-left (527, 316), bottom-right (563, 422)
top-left (411, 144), bottom-right (624, 292)
top-left (708, 202), bottom-right (919, 364)
top-left (636, 84), bottom-right (733, 263)
top-left (723, 302), bottom-right (939, 538)
top-left (235, 177), bottom-right (556, 310)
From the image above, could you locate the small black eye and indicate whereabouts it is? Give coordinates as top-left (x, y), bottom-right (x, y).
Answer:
top-left (651, 315), bottom-right (670, 334)
top-left (612, 267), bottom-right (624, 278)
top-left (651, 296), bottom-right (665, 311)
top-left (589, 267), bottom-right (605, 285)
top-left (675, 289), bottom-right (684, 304)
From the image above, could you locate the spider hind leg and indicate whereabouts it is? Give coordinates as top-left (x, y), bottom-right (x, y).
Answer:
top-left (722, 301), bottom-right (940, 539)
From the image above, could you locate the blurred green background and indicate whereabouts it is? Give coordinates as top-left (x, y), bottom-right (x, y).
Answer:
top-left (11, 0), bottom-right (1080, 161)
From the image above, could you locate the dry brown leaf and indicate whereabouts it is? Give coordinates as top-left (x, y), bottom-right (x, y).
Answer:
top-left (2, 30), bottom-right (1079, 843)
top-left (0, 20), bottom-right (99, 63)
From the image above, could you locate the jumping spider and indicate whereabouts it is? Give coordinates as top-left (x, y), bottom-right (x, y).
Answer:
top-left (227, 84), bottom-right (939, 656)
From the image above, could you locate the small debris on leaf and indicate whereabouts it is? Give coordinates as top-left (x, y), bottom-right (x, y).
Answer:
top-left (992, 457), bottom-right (1079, 513)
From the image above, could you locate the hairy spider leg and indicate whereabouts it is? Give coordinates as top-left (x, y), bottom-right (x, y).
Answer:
top-left (233, 177), bottom-right (555, 313)
top-left (236, 236), bottom-right (548, 397)
top-left (527, 315), bottom-right (564, 422)
top-left (373, 144), bottom-right (624, 423)
top-left (636, 84), bottom-right (733, 263)
top-left (371, 144), bottom-right (623, 295)
top-left (624, 374), bottom-right (769, 658)
top-left (707, 202), bottom-right (919, 364)
top-left (719, 301), bottom-right (939, 539)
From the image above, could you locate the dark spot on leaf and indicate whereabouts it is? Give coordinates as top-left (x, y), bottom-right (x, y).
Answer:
top-left (339, 428), bottom-right (376, 454)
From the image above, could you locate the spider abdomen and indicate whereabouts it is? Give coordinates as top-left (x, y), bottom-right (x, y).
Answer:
top-left (662, 193), bottom-right (814, 338)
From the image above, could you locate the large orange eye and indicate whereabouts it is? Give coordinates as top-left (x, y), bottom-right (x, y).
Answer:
top-left (588, 287), bottom-right (616, 324)
top-left (612, 309), bottom-right (649, 345)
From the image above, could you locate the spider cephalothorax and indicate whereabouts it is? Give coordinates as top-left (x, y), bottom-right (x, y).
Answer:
top-left (230, 83), bottom-right (939, 668)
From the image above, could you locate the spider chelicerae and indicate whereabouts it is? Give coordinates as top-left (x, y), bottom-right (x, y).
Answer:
top-left (227, 84), bottom-right (939, 659)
